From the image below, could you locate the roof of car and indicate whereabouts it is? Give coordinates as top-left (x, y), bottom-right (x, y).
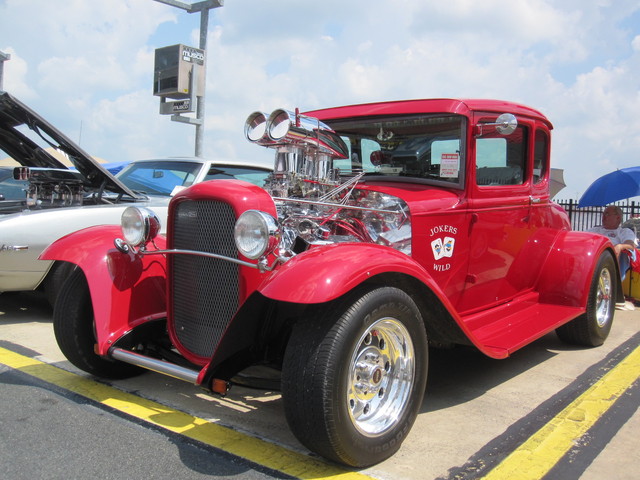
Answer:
top-left (305, 98), bottom-right (553, 129)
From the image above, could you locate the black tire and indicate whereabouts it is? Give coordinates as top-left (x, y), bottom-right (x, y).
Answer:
top-left (43, 261), bottom-right (77, 308)
top-left (556, 251), bottom-right (616, 347)
top-left (281, 286), bottom-right (428, 467)
top-left (53, 268), bottom-right (143, 379)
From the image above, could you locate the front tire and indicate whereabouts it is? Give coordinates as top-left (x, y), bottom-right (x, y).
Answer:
top-left (556, 251), bottom-right (616, 347)
top-left (43, 261), bottom-right (77, 308)
top-left (53, 268), bottom-right (143, 379)
top-left (281, 286), bottom-right (428, 467)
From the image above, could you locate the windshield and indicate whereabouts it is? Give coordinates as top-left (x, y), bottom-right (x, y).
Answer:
top-left (204, 165), bottom-right (270, 187)
top-left (117, 160), bottom-right (203, 196)
top-left (325, 114), bottom-right (466, 187)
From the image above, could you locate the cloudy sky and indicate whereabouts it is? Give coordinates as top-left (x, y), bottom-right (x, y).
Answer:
top-left (2, 0), bottom-right (639, 199)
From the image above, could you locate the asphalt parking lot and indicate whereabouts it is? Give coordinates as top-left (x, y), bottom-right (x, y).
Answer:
top-left (1, 290), bottom-right (638, 480)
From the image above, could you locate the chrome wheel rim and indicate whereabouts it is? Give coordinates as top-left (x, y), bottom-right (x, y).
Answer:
top-left (347, 317), bottom-right (415, 437)
top-left (596, 267), bottom-right (613, 327)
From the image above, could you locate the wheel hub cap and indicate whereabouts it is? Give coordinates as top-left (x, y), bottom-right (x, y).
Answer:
top-left (595, 267), bottom-right (613, 327)
top-left (347, 318), bottom-right (416, 437)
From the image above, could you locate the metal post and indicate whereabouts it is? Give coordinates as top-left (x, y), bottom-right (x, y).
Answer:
top-left (0, 51), bottom-right (11, 91)
top-left (195, 7), bottom-right (209, 157)
top-left (152, 0), bottom-right (223, 157)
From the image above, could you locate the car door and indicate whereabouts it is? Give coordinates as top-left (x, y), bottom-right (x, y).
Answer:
top-left (455, 118), bottom-right (536, 314)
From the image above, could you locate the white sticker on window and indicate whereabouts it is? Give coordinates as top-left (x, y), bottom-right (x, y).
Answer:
top-left (439, 153), bottom-right (459, 178)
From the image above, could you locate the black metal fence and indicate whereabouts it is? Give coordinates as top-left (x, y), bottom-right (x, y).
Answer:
top-left (555, 199), bottom-right (640, 232)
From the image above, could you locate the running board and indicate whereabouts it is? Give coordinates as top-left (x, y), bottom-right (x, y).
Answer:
top-left (109, 347), bottom-right (200, 384)
top-left (471, 303), bottom-right (584, 355)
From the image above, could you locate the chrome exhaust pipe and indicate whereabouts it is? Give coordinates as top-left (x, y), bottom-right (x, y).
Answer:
top-left (109, 347), bottom-right (200, 384)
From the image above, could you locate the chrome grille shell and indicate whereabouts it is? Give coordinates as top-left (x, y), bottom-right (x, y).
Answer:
top-left (165, 180), bottom-right (277, 365)
top-left (170, 200), bottom-right (239, 359)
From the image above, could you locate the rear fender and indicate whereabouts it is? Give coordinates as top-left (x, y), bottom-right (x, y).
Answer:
top-left (40, 225), bottom-right (167, 355)
top-left (536, 231), bottom-right (620, 306)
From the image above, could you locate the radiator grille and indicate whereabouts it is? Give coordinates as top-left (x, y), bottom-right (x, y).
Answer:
top-left (170, 200), bottom-right (239, 358)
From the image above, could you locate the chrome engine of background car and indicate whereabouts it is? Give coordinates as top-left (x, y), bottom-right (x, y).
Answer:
top-left (7, 166), bottom-right (83, 211)
top-left (245, 109), bottom-right (412, 257)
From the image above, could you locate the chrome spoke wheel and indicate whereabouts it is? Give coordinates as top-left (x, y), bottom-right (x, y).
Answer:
top-left (347, 317), bottom-right (415, 436)
top-left (595, 266), bottom-right (613, 327)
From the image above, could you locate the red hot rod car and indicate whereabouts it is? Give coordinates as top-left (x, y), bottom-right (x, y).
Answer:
top-left (42, 99), bottom-right (620, 467)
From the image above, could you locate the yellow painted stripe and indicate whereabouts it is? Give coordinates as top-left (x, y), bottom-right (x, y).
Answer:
top-left (0, 347), bottom-right (374, 480)
top-left (482, 345), bottom-right (640, 480)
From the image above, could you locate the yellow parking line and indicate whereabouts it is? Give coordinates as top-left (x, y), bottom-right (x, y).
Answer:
top-left (0, 347), bottom-right (374, 480)
top-left (482, 345), bottom-right (640, 480)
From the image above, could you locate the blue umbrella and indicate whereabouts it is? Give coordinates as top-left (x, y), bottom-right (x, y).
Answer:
top-left (578, 166), bottom-right (640, 207)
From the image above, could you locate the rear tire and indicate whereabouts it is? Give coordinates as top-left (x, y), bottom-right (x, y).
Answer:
top-left (556, 251), bottom-right (616, 347)
top-left (281, 286), bottom-right (428, 467)
top-left (53, 268), bottom-right (143, 379)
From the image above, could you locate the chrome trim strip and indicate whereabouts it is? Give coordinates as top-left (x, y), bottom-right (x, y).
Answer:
top-left (0, 244), bottom-right (28, 252)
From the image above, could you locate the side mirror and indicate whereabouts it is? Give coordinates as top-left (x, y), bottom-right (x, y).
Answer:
top-left (475, 113), bottom-right (518, 136)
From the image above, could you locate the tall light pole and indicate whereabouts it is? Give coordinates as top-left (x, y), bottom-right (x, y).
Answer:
top-left (0, 51), bottom-right (10, 91)
top-left (153, 0), bottom-right (223, 157)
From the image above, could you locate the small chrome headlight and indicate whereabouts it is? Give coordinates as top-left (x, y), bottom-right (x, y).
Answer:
top-left (234, 210), bottom-right (279, 259)
top-left (121, 207), bottom-right (161, 247)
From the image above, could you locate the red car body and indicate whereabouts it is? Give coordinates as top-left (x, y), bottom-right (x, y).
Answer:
top-left (42, 98), bottom-right (619, 467)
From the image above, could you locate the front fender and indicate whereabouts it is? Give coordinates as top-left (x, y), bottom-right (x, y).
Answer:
top-left (40, 225), bottom-right (167, 355)
top-left (536, 230), bottom-right (619, 306)
top-left (258, 243), bottom-right (447, 305)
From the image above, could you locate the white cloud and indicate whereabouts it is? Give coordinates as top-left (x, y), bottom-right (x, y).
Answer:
top-left (1, 48), bottom-right (35, 99)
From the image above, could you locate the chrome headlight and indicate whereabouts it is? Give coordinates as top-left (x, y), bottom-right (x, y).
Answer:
top-left (234, 210), bottom-right (280, 259)
top-left (121, 207), bottom-right (161, 247)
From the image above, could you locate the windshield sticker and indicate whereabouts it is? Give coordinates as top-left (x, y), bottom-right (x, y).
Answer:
top-left (439, 153), bottom-right (459, 178)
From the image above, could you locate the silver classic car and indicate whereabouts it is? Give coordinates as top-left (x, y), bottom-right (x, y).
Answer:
top-left (0, 91), bottom-right (271, 304)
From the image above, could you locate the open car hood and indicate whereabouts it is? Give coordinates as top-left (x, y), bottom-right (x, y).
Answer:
top-left (0, 90), bottom-right (139, 198)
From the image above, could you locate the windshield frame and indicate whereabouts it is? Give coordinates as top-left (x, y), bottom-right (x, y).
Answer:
top-left (323, 113), bottom-right (467, 190)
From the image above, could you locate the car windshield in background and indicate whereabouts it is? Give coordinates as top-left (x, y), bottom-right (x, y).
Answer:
top-left (204, 165), bottom-right (270, 186)
top-left (116, 160), bottom-right (203, 196)
top-left (326, 114), bottom-right (466, 188)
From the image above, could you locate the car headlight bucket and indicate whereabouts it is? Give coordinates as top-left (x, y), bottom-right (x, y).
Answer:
top-left (121, 207), bottom-right (161, 247)
top-left (234, 210), bottom-right (280, 259)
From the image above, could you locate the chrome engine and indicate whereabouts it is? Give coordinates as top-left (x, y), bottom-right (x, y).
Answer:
top-left (245, 109), bottom-right (411, 257)
top-left (9, 166), bottom-right (84, 210)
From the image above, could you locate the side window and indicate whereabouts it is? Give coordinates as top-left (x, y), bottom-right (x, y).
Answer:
top-left (476, 125), bottom-right (527, 186)
top-left (533, 129), bottom-right (548, 185)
